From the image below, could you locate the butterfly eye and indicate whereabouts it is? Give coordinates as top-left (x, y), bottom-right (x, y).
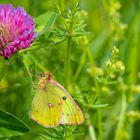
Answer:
top-left (62, 96), bottom-right (67, 100)
top-left (40, 72), bottom-right (45, 77)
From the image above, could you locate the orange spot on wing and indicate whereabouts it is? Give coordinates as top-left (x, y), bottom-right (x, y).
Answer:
top-left (58, 101), bottom-right (62, 106)
top-left (48, 103), bottom-right (54, 108)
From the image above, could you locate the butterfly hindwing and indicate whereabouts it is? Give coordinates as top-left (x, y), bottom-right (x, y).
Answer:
top-left (47, 80), bottom-right (84, 125)
top-left (31, 88), bottom-right (62, 128)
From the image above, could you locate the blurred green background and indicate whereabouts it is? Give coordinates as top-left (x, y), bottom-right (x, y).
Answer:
top-left (0, 0), bottom-right (140, 140)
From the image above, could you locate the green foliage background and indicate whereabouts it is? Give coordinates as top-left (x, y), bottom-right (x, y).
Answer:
top-left (0, 0), bottom-right (140, 140)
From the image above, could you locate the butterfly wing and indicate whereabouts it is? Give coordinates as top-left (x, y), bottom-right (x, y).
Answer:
top-left (31, 88), bottom-right (62, 128)
top-left (47, 80), bottom-right (84, 125)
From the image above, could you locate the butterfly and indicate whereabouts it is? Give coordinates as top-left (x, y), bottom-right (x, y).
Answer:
top-left (30, 73), bottom-right (84, 128)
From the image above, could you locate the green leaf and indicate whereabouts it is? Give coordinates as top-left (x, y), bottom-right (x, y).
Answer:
top-left (93, 104), bottom-right (109, 109)
top-left (0, 109), bottom-right (30, 137)
top-left (35, 11), bottom-right (58, 36)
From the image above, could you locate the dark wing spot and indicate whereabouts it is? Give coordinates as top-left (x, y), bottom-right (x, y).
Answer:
top-left (62, 96), bottom-right (67, 100)
top-left (67, 114), bottom-right (70, 116)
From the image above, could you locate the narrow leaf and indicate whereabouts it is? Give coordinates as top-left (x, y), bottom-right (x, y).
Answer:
top-left (35, 11), bottom-right (58, 36)
top-left (0, 109), bottom-right (30, 137)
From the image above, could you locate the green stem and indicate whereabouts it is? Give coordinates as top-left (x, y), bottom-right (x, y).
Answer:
top-left (65, 36), bottom-right (72, 91)
top-left (101, 0), bottom-right (109, 11)
top-left (86, 46), bottom-right (103, 140)
top-left (98, 110), bottom-right (103, 140)
top-left (0, 59), bottom-right (10, 81)
top-left (89, 125), bottom-right (97, 140)
top-left (114, 92), bottom-right (127, 140)
top-left (0, 62), bottom-right (4, 81)
top-left (73, 51), bottom-right (86, 82)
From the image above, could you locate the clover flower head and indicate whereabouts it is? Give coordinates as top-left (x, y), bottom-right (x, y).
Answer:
top-left (0, 4), bottom-right (37, 59)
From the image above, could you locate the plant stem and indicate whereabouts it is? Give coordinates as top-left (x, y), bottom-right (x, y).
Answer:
top-left (0, 59), bottom-right (10, 81)
top-left (114, 92), bottom-right (127, 140)
top-left (89, 125), bottom-right (97, 140)
top-left (98, 110), bottom-right (103, 140)
top-left (86, 46), bottom-right (103, 140)
top-left (65, 36), bottom-right (72, 91)
top-left (73, 51), bottom-right (86, 82)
